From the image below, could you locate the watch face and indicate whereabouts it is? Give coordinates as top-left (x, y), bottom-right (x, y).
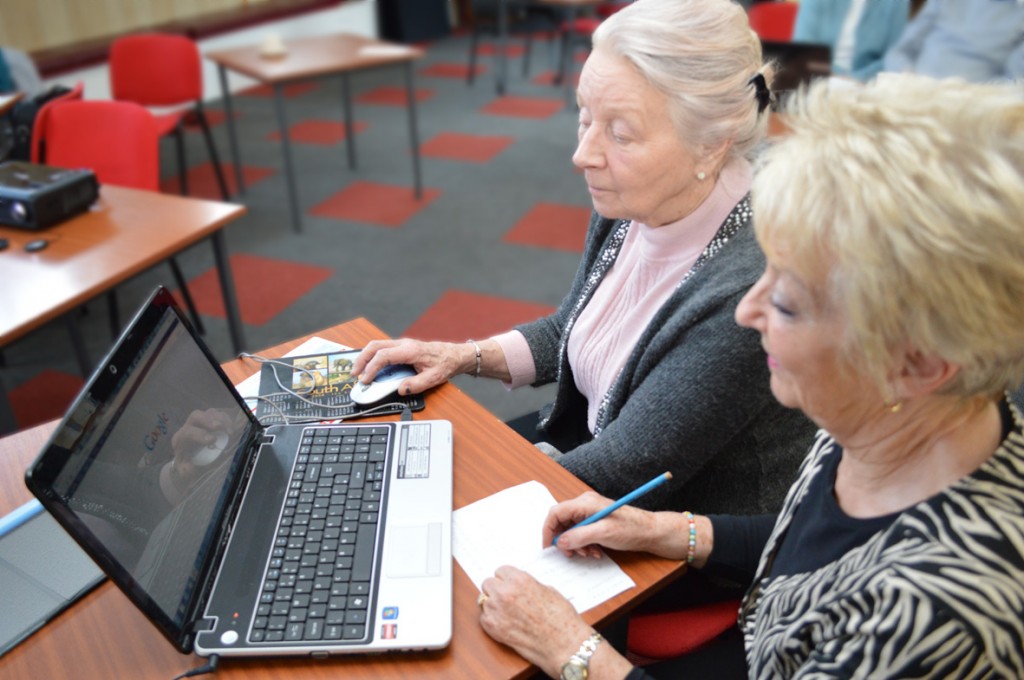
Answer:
top-left (560, 658), bottom-right (587, 680)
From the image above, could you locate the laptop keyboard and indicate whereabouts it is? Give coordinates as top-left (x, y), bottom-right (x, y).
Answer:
top-left (249, 424), bottom-right (390, 644)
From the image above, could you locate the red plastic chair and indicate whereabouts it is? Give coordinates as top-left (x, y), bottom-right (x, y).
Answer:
top-left (109, 33), bottom-right (230, 200)
top-left (29, 81), bottom-right (85, 164)
top-left (41, 99), bottom-right (206, 334)
top-left (556, 2), bottom-right (629, 87)
top-left (596, 2), bottom-right (629, 19)
top-left (627, 598), bottom-right (742, 664)
top-left (747, 1), bottom-right (799, 42)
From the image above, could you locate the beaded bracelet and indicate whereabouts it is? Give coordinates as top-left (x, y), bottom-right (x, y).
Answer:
top-left (683, 511), bottom-right (697, 565)
top-left (466, 339), bottom-right (482, 378)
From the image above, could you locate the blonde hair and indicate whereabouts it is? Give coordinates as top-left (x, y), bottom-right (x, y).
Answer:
top-left (592, 0), bottom-right (771, 164)
top-left (752, 74), bottom-right (1024, 398)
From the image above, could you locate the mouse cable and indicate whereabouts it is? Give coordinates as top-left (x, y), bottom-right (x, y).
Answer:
top-left (238, 352), bottom-right (319, 396)
top-left (241, 352), bottom-right (407, 414)
top-left (242, 352), bottom-right (386, 411)
top-left (238, 352), bottom-right (409, 424)
top-left (242, 394), bottom-right (410, 426)
top-left (171, 654), bottom-right (219, 680)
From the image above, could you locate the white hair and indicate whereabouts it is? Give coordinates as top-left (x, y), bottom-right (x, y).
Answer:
top-left (593, 0), bottom-right (771, 163)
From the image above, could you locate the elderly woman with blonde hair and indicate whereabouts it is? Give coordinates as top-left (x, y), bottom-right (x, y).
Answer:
top-left (476, 74), bottom-right (1024, 679)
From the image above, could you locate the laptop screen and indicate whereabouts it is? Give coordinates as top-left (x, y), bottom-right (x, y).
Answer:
top-left (27, 290), bottom-right (258, 644)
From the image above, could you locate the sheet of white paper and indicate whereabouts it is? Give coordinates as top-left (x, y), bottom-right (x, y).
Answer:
top-left (233, 336), bottom-right (353, 408)
top-left (453, 481), bottom-right (635, 614)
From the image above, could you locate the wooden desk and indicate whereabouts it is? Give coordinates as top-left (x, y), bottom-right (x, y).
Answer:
top-left (0, 185), bottom-right (247, 433)
top-left (206, 33), bottom-right (425, 234)
top-left (0, 318), bottom-right (683, 680)
top-left (0, 185), bottom-right (247, 356)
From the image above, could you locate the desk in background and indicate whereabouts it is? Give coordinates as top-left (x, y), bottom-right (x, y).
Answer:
top-left (206, 33), bottom-right (425, 235)
top-left (0, 318), bottom-right (683, 679)
top-left (0, 185), bottom-right (247, 433)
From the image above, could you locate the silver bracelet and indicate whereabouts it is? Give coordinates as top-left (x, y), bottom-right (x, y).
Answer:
top-left (466, 339), bottom-right (482, 378)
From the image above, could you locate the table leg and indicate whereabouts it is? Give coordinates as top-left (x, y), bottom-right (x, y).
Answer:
top-left (341, 74), bottom-right (357, 171)
top-left (272, 85), bottom-right (303, 234)
top-left (404, 63), bottom-right (423, 200)
top-left (562, 7), bottom-right (577, 109)
top-left (497, 0), bottom-right (508, 95)
top-left (217, 64), bottom-right (246, 195)
top-left (65, 316), bottom-right (93, 376)
top-left (210, 231), bottom-right (246, 355)
top-left (0, 381), bottom-right (16, 435)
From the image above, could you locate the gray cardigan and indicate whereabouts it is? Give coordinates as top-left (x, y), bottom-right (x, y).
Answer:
top-left (516, 197), bottom-right (815, 514)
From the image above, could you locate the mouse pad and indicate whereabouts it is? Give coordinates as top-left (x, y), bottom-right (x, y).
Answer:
top-left (255, 349), bottom-right (425, 424)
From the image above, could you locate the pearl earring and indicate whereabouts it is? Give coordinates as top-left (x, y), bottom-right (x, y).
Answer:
top-left (697, 171), bottom-right (706, 181)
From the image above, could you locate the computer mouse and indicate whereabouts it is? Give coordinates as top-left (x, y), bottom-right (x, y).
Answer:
top-left (24, 239), bottom-right (49, 252)
top-left (350, 364), bottom-right (417, 405)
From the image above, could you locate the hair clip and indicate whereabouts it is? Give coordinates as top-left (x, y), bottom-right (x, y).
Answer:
top-left (748, 73), bottom-right (772, 114)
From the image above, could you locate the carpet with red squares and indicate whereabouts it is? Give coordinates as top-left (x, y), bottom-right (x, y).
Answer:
top-left (3, 29), bottom-right (593, 432)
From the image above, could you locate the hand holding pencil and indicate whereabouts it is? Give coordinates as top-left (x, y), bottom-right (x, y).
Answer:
top-left (545, 472), bottom-right (674, 557)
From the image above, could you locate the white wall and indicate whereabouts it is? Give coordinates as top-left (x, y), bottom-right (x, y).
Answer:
top-left (43, 0), bottom-right (378, 104)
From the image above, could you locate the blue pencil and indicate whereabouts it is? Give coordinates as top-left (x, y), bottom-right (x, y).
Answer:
top-left (0, 499), bottom-right (43, 539)
top-left (552, 471), bottom-right (673, 545)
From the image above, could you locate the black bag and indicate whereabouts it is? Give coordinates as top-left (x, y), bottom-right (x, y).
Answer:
top-left (2, 84), bottom-right (72, 162)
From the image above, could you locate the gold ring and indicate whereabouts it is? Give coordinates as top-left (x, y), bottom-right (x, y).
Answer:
top-left (477, 592), bottom-right (489, 608)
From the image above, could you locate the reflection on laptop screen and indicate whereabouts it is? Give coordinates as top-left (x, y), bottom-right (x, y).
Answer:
top-left (48, 310), bottom-right (251, 627)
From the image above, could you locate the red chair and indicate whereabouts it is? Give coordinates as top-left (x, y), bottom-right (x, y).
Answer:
top-left (109, 33), bottom-right (230, 200)
top-left (596, 2), bottom-right (629, 19)
top-left (747, 1), bottom-right (799, 42)
top-left (627, 598), bottom-right (742, 665)
top-left (41, 99), bottom-right (206, 334)
top-left (555, 2), bottom-right (628, 88)
top-left (29, 81), bottom-right (85, 164)
top-left (555, 16), bottom-right (601, 86)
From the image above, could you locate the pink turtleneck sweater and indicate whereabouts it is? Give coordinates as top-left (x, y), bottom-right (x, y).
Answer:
top-left (494, 158), bottom-right (752, 433)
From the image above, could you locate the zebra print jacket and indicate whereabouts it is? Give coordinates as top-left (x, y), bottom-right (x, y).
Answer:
top-left (740, 403), bottom-right (1024, 678)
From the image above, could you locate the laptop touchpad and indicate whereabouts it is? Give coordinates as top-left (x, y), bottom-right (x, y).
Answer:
top-left (386, 523), bottom-right (442, 578)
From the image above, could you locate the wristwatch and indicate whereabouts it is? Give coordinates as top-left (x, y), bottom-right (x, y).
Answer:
top-left (559, 632), bottom-right (603, 680)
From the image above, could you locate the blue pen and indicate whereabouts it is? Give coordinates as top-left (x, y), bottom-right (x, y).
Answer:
top-left (0, 499), bottom-right (44, 539)
top-left (552, 471), bottom-right (673, 545)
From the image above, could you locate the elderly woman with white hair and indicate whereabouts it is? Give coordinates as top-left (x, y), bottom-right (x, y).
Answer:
top-left (476, 74), bottom-right (1024, 679)
top-left (353, 0), bottom-right (814, 516)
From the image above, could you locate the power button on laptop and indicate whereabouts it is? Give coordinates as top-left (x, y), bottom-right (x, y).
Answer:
top-left (220, 630), bottom-right (239, 645)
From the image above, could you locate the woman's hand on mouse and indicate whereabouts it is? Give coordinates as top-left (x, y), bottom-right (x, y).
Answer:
top-left (353, 339), bottom-right (476, 395)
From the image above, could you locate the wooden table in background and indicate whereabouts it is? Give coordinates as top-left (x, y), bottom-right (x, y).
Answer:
top-left (0, 186), bottom-right (246, 354)
top-left (206, 33), bottom-right (425, 234)
top-left (0, 318), bottom-right (683, 680)
top-left (0, 185), bottom-right (247, 434)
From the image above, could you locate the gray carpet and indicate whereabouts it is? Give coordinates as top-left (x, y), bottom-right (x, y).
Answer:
top-left (3, 29), bottom-right (595, 430)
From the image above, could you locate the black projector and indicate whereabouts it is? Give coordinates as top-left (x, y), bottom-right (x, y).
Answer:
top-left (0, 161), bottom-right (100, 230)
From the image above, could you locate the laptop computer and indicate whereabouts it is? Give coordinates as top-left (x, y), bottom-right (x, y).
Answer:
top-left (24, 286), bottom-right (453, 658)
top-left (760, 40), bottom-right (832, 94)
